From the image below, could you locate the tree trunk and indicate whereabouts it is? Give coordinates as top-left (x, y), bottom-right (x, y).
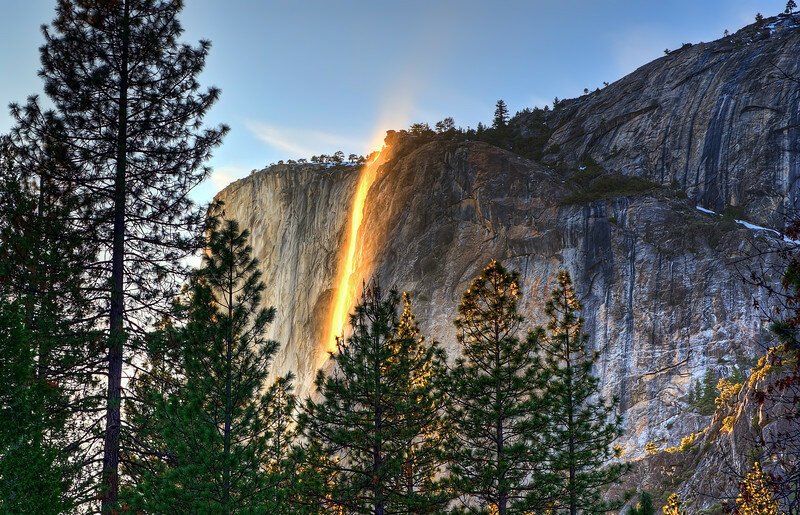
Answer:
top-left (223, 233), bottom-right (234, 513)
top-left (101, 1), bottom-right (130, 511)
top-left (373, 308), bottom-right (384, 515)
top-left (565, 290), bottom-right (577, 515)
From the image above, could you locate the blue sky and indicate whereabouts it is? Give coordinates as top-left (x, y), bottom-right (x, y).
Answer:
top-left (0, 0), bottom-right (787, 202)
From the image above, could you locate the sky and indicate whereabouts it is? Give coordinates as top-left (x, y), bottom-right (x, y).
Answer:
top-left (0, 0), bottom-right (788, 202)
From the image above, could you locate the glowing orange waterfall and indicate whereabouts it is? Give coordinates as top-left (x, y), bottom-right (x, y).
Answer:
top-left (325, 151), bottom-right (383, 351)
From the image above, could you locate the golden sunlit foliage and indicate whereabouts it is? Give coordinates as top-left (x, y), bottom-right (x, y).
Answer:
top-left (715, 378), bottom-right (743, 407)
top-left (736, 462), bottom-right (779, 515)
top-left (665, 431), bottom-right (704, 453)
top-left (662, 493), bottom-right (687, 515)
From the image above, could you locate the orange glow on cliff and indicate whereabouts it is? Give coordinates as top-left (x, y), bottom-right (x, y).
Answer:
top-left (325, 150), bottom-right (384, 351)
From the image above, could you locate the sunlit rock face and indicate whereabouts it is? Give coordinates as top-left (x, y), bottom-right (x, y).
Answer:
top-left (533, 15), bottom-right (800, 227)
top-left (213, 16), bottom-right (797, 454)
top-left (214, 164), bottom-right (359, 394)
top-left (215, 140), bottom-right (777, 454)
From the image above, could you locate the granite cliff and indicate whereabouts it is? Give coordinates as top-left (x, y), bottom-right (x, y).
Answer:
top-left (534, 14), bottom-right (800, 228)
top-left (214, 13), bottom-right (799, 498)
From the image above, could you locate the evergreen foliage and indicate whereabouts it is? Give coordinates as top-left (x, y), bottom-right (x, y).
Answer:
top-left (0, 301), bottom-right (67, 514)
top-left (493, 100), bottom-right (510, 129)
top-left (445, 260), bottom-right (554, 514)
top-left (628, 492), bottom-right (655, 515)
top-left (298, 285), bottom-right (450, 514)
top-left (30, 1), bottom-right (228, 507)
top-left (435, 117), bottom-right (456, 133)
top-left (687, 369), bottom-right (718, 416)
top-left (0, 110), bottom-right (102, 510)
top-left (540, 271), bottom-right (627, 514)
top-left (123, 218), bottom-right (294, 513)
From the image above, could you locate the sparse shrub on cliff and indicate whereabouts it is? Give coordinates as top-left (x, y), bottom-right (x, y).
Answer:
top-left (714, 378), bottom-right (743, 407)
top-left (662, 493), bottom-right (687, 515)
top-left (665, 431), bottom-right (704, 453)
top-left (561, 167), bottom-right (664, 205)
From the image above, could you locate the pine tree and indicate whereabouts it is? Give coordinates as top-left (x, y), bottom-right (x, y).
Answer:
top-left (736, 462), bottom-right (779, 514)
top-left (30, 2), bottom-right (228, 508)
top-left (445, 260), bottom-right (554, 514)
top-left (540, 271), bottom-right (626, 514)
top-left (388, 293), bottom-right (451, 512)
top-left (687, 368), bottom-right (718, 415)
top-left (123, 218), bottom-right (294, 512)
top-left (786, 0), bottom-right (797, 14)
top-left (493, 100), bottom-right (509, 129)
top-left (298, 284), bottom-right (450, 514)
top-left (0, 108), bottom-right (101, 510)
top-left (435, 117), bottom-right (455, 133)
top-left (629, 492), bottom-right (655, 515)
top-left (0, 300), bottom-right (67, 514)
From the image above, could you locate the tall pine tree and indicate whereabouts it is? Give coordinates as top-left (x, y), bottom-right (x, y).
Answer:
top-left (32, 2), bottom-right (228, 508)
top-left (540, 271), bottom-right (626, 514)
top-left (445, 260), bottom-right (554, 514)
top-left (124, 218), bottom-right (294, 513)
top-left (299, 284), bottom-right (450, 514)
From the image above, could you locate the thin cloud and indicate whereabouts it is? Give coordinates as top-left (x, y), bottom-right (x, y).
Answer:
top-left (246, 121), bottom-right (363, 158)
top-left (204, 164), bottom-right (252, 194)
top-left (210, 169), bottom-right (234, 190)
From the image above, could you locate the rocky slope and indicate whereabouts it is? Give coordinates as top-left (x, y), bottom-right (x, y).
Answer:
top-left (534, 14), bottom-right (800, 228)
top-left (213, 15), bottom-right (798, 470)
top-left (621, 346), bottom-right (800, 513)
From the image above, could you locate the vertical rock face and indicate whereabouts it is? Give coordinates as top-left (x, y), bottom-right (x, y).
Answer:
top-left (538, 15), bottom-right (800, 227)
top-left (215, 140), bottom-right (778, 454)
top-left (212, 15), bottom-right (798, 456)
top-left (214, 164), bottom-right (358, 393)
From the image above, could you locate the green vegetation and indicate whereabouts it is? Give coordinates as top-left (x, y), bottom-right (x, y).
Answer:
top-left (6, 3), bottom-right (800, 513)
top-left (493, 99), bottom-right (510, 129)
top-left (688, 369), bottom-right (719, 416)
top-left (539, 271), bottom-right (628, 513)
top-left (561, 165), bottom-right (665, 205)
top-left (123, 218), bottom-right (295, 512)
top-left (628, 491), bottom-right (656, 515)
top-left (444, 261), bottom-right (555, 513)
top-left (298, 287), bottom-right (450, 513)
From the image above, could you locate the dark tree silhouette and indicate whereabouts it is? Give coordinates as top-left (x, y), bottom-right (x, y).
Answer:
top-left (493, 100), bottom-right (509, 129)
top-left (32, 0), bottom-right (228, 509)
